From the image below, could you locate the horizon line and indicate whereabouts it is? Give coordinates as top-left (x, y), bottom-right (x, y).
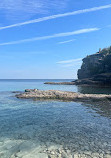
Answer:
top-left (0, 78), bottom-right (75, 80)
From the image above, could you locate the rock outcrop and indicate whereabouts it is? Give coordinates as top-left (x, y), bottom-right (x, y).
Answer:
top-left (44, 82), bottom-right (75, 85)
top-left (75, 47), bottom-right (111, 86)
top-left (44, 47), bottom-right (111, 86)
top-left (77, 46), bottom-right (111, 85)
top-left (16, 89), bottom-right (111, 102)
top-left (75, 73), bottom-right (111, 86)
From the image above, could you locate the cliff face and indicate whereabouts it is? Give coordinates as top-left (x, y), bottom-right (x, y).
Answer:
top-left (78, 46), bottom-right (111, 79)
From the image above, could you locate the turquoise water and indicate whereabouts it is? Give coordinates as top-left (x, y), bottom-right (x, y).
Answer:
top-left (0, 80), bottom-right (111, 158)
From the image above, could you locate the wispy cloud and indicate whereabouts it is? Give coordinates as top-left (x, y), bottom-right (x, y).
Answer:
top-left (106, 25), bottom-right (111, 28)
top-left (57, 58), bottom-right (82, 64)
top-left (58, 39), bottom-right (75, 44)
top-left (0, 0), bottom-right (68, 21)
top-left (57, 58), bottom-right (82, 67)
top-left (0, 4), bottom-right (111, 30)
top-left (0, 28), bottom-right (100, 46)
top-left (62, 62), bottom-right (82, 68)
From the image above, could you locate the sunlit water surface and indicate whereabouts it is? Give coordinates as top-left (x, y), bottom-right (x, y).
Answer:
top-left (0, 80), bottom-right (111, 158)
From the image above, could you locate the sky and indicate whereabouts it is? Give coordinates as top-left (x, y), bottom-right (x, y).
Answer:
top-left (0, 0), bottom-right (111, 79)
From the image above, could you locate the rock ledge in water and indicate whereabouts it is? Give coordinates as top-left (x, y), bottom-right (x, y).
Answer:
top-left (44, 82), bottom-right (75, 85)
top-left (16, 89), bottom-right (111, 102)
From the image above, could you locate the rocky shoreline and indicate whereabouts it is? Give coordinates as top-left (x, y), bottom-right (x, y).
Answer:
top-left (1, 139), bottom-right (110, 158)
top-left (44, 78), bottom-right (111, 87)
top-left (16, 89), bottom-right (111, 102)
top-left (44, 82), bottom-right (75, 85)
top-left (74, 73), bottom-right (111, 87)
top-left (44, 47), bottom-right (111, 87)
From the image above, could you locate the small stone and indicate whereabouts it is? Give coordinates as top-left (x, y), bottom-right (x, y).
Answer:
top-left (105, 154), bottom-right (111, 158)
top-left (103, 142), bottom-right (108, 146)
top-left (50, 151), bottom-right (55, 155)
top-left (74, 154), bottom-right (79, 158)
top-left (84, 146), bottom-right (89, 151)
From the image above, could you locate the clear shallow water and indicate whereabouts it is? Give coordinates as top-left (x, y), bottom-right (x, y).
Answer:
top-left (0, 80), bottom-right (111, 158)
top-left (1, 79), bottom-right (111, 94)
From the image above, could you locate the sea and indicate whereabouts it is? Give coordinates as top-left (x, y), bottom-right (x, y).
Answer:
top-left (0, 79), bottom-right (111, 158)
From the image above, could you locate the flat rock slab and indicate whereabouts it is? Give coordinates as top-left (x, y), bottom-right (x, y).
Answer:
top-left (16, 89), bottom-right (111, 102)
top-left (44, 82), bottom-right (75, 85)
top-left (44, 79), bottom-right (111, 87)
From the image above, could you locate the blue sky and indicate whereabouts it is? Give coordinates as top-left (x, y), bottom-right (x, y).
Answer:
top-left (0, 0), bottom-right (111, 79)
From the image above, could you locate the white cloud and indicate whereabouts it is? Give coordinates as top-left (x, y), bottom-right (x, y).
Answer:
top-left (0, 0), bottom-right (68, 21)
top-left (0, 0), bottom-right (67, 11)
top-left (0, 28), bottom-right (100, 46)
top-left (58, 39), bottom-right (75, 44)
top-left (57, 58), bottom-right (82, 64)
top-left (62, 62), bottom-right (82, 67)
top-left (57, 58), bottom-right (82, 68)
top-left (0, 3), bottom-right (111, 30)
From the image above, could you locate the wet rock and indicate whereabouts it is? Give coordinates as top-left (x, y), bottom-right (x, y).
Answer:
top-left (104, 154), bottom-right (111, 158)
top-left (12, 91), bottom-right (22, 93)
top-left (25, 89), bottom-right (38, 92)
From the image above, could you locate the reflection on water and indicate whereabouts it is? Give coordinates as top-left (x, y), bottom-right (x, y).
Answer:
top-left (82, 100), bottom-right (111, 119)
top-left (0, 91), bottom-right (111, 158)
top-left (77, 85), bottom-right (111, 94)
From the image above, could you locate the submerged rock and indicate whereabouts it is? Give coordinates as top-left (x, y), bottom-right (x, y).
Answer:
top-left (16, 89), bottom-right (111, 102)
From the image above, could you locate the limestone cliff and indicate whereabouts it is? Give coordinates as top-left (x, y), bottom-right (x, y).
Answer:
top-left (76, 46), bottom-right (111, 86)
top-left (78, 46), bottom-right (111, 79)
